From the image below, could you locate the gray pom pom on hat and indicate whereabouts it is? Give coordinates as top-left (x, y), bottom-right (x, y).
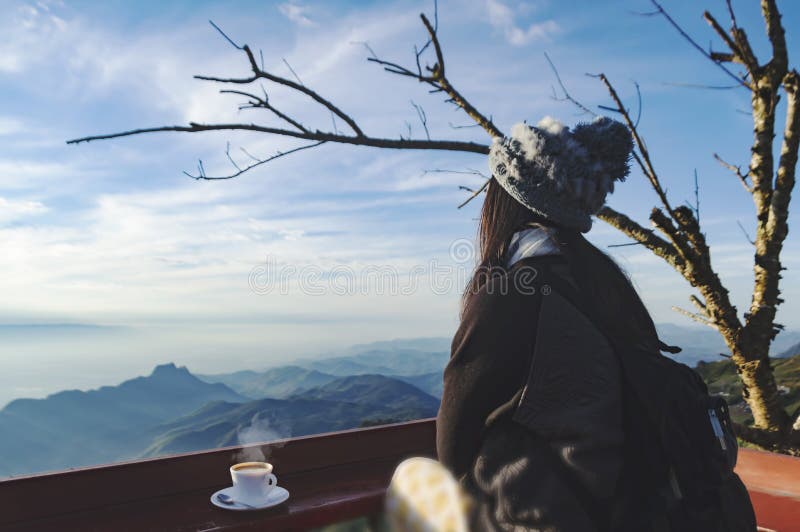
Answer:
top-left (488, 115), bottom-right (633, 233)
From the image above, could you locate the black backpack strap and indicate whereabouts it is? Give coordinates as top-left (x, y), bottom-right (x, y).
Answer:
top-left (534, 263), bottom-right (654, 530)
top-left (536, 263), bottom-right (679, 356)
top-left (518, 263), bottom-right (615, 531)
top-left (536, 263), bottom-right (598, 335)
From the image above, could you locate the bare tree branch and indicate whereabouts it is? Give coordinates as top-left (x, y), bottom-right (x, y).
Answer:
top-left (690, 294), bottom-right (709, 316)
top-left (661, 81), bottom-right (740, 90)
top-left (68, 12), bottom-right (498, 184)
top-left (544, 52), bottom-right (596, 116)
top-left (367, 13), bottom-right (503, 139)
top-left (66, 122), bottom-right (490, 154)
top-left (648, 0), bottom-right (751, 90)
top-left (671, 305), bottom-right (718, 329)
top-left (690, 169), bottom-right (700, 225)
top-left (458, 178), bottom-right (490, 209)
top-left (734, 422), bottom-right (800, 455)
top-left (281, 58), bottom-right (304, 85)
top-left (702, 9), bottom-right (758, 75)
top-left (650, 207), bottom-right (696, 263)
top-left (423, 168), bottom-right (489, 179)
top-left (225, 141), bottom-right (242, 172)
top-left (597, 206), bottom-right (685, 271)
top-left (737, 220), bottom-right (756, 245)
top-left (714, 152), bottom-right (752, 192)
top-left (219, 88), bottom-right (308, 132)
top-left (186, 141), bottom-right (327, 180)
top-left (195, 41), bottom-right (365, 137)
top-left (762, 0), bottom-right (789, 77)
top-left (592, 73), bottom-right (675, 215)
top-left (417, 168), bottom-right (490, 209)
top-left (410, 100), bottom-right (430, 140)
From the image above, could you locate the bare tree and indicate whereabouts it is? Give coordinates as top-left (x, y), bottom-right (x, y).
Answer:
top-left (67, 1), bottom-right (800, 452)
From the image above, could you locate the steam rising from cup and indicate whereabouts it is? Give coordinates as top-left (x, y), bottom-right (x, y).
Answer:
top-left (233, 414), bottom-right (291, 463)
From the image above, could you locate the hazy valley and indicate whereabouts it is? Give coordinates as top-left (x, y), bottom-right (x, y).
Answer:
top-left (2, 329), bottom-right (798, 478)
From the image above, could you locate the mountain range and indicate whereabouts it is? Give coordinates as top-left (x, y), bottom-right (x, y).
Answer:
top-left (0, 364), bottom-right (247, 477)
top-left (2, 331), bottom-right (798, 479)
top-left (144, 374), bottom-right (439, 458)
top-left (0, 341), bottom-right (445, 478)
top-left (197, 345), bottom-right (449, 400)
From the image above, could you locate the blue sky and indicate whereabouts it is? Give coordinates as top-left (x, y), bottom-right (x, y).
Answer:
top-left (1, 0), bottom-right (799, 402)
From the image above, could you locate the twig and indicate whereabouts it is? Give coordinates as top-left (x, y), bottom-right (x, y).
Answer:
top-left (282, 58), bottom-right (304, 85)
top-left (725, 0), bottom-right (739, 32)
top-left (219, 88), bottom-right (308, 132)
top-left (597, 206), bottom-right (686, 273)
top-left (225, 141), bottom-right (242, 172)
top-left (208, 20), bottom-right (243, 50)
top-left (591, 72), bottom-right (674, 216)
top-left (544, 52), bottom-right (596, 116)
top-left (365, 10), bottom-right (502, 138)
top-left (714, 152), bottom-right (752, 192)
top-left (607, 241), bottom-right (645, 248)
top-left (648, 0), bottom-right (750, 90)
top-left (196, 23), bottom-right (365, 137)
top-left (410, 100), bottom-right (430, 140)
top-left (457, 178), bottom-right (490, 209)
top-left (448, 121), bottom-right (481, 130)
top-left (692, 169), bottom-right (700, 224)
top-left (422, 168), bottom-right (491, 207)
top-left (690, 294), bottom-right (708, 315)
top-left (350, 41), bottom-right (378, 59)
top-left (737, 220), bottom-right (756, 245)
top-left (184, 141), bottom-right (327, 180)
top-left (661, 81), bottom-right (740, 90)
top-left (240, 146), bottom-right (261, 163)
top-left (424, 168), bottom-right (489, 178)
top-left (672, 305), bottom-right (718, 329)
top-left (330, 111), bottom-right (339, 135)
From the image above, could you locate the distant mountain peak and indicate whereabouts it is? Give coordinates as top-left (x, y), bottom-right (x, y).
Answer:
top-left (151, 363), bottom-right (190, 377)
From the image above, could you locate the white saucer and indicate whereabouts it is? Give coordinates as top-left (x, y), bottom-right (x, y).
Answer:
top-left (210, 485), bottom-right (290, 511)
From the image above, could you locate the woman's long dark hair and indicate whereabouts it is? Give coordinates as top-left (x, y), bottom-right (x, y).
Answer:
top-left (463, 179), bottom-right (659, 347)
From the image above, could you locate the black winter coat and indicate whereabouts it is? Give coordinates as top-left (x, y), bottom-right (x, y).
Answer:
top-left (436, 254), bottom-right (632, 531)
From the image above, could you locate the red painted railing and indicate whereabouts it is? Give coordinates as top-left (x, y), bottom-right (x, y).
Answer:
top-left (0, 418), bottom-right (797, 531)
top-left (735, 448), bottom-right (800, 532)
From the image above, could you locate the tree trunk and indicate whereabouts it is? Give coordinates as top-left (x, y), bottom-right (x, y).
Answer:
top-left (735, 353), bottom-right (790, 430)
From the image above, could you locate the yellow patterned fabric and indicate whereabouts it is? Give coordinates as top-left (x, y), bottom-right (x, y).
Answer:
top-left (384, 457), bottom-right (472, 532)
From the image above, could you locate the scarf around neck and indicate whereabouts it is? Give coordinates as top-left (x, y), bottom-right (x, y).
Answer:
top-left (506, 225), bottom-right (562, 268)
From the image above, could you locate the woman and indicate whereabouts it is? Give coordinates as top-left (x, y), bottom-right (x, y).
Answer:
top-left (434, 115), bottom-right (661, 531)
top-left (387, 116), bottom-right (755, 531)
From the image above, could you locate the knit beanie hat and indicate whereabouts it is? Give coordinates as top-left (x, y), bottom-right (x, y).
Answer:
top-left (488, 115), bottom-right (633, 233)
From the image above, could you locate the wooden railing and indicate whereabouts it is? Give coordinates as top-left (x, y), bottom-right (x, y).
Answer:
top-left (0, 418), bottom-right (797, 531)
top-left (0, 419), bottom-right (436, 531)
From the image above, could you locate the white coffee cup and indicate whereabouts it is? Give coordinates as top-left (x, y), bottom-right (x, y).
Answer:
top-left (230, 461), bottom-right (278, 505)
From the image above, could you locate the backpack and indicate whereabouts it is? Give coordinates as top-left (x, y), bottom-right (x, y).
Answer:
top-left (538, 264), bottom-right (757, 532)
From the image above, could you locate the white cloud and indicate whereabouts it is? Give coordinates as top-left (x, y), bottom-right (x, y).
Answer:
top-left (485, 0), bottom-right (560, 46)
top-left (0, 0), bottom-right (68, 74)
top-left (0, 196), bottom-right (48, 224)
top-left (278, 2), bottom-right (315, 28)
top-left (2, 0), bottom-right (796, 338)
top-left (0, 117), bottom-right (25, 136)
